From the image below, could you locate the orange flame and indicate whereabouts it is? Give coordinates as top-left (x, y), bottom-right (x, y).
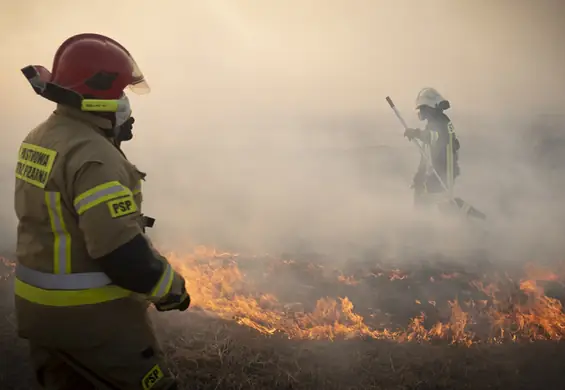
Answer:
top-left (167, 248), bottom-right (565, 345)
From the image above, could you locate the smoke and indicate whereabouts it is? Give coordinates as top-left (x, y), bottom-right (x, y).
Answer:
top-left (1, 0), bottom-right (565, 263)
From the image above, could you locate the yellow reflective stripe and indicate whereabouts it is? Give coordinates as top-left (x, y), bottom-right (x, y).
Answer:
top-left (430, 131), bottom-right (439, 144)
top-left (133, 180), bottom-right (142, 195)
top-left (15, 278), bottom-right (131, 306)
top-left (150, 264), bottom-right (174, 299)
top-left (446, 131), bottom-right (454, 192)
top-left (45, 192), bottom-right (71, 274)
top-left (74, 181), bottom-right (132, 215)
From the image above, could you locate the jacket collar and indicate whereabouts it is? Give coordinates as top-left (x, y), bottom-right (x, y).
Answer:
top-left (53, 105), bottom-right (114, 131)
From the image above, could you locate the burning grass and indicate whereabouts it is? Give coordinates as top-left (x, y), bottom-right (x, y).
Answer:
top-left (2, 250), bottom-right (565, 389)
top-left (168, 247), bottom-right (565, 345)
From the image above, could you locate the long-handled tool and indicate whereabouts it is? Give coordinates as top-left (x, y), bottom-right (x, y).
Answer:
top-left (385, 96), bottom-right (486, 221)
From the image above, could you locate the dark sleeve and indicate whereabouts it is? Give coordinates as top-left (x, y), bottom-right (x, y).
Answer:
top-left (96, 233), bottom-right (168, 295)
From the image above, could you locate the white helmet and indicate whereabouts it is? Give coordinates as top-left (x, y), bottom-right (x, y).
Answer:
top-left (415, 87), bottom-right (450, 110)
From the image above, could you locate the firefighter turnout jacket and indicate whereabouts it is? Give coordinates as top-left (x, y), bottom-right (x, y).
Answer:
top-left (414, 112), bottom-right (460, 194)
top-left (14, 105), bottom-right (175, 348)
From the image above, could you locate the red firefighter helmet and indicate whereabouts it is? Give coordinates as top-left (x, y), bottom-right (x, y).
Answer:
top-left (40, 33), bottom-right (149, 100)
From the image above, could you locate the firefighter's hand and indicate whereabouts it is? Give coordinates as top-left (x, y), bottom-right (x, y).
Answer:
top-left (155, 290), bottom-right (191, 312)
top-left (404, 128), bottom-right (420, 141)
top-left (154, 272), bottom-right (191, 312)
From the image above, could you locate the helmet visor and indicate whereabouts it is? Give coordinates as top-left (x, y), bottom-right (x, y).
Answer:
top-left (128, 56), bottom-right (150, 94)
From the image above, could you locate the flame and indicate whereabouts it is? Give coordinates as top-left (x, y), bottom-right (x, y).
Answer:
top-left (167, 247), bottom-right (565, 345)
top-left (440, 272), bottom-right (461, 279)
top-left (3, 247), bottom-right (563, 345)
top-left (524, 263), bottom-right (561, 282)
top-left (337, 274), bottom-right (359, 285)
top-left (0, 257), bottom-right (15, 280)
top-left (388, 269), bottom-right (408, 281)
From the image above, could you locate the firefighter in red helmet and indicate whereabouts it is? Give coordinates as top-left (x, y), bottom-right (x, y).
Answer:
top-left (15, 33), bottom-right (188, 389)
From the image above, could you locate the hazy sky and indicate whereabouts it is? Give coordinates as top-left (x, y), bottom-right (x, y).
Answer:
top-left (1, 0), bottom-right (564, 258)
top-left (2, 1), bottom-right (564, 114)
top-left (1, 1), bottom-right (564, 153)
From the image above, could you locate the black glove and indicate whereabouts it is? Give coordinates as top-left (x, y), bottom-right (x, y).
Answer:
top-left (154, 272), bottom-right (191, 312)
top-left (404, 128), bottom-right (420, 141)
top-left (155, 289), bottom-right (191, 312)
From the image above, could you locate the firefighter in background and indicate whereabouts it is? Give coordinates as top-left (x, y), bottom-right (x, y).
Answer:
top-left (14, 33), bottom-right (189, 389)
top-left (403, 87), bottom-right (460, 208)
top-left (403, 88), bottom-right (485, 220)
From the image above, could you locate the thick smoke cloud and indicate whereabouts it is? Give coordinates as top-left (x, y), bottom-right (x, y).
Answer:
top-left (1, 0), bottom-right (564, 262)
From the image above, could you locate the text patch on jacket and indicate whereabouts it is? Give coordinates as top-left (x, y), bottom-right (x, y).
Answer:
top-left (15, 143), bottom-right (57, 188)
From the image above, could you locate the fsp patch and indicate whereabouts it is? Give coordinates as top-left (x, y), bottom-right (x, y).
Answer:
top-left (142, 364), bottom-right (164, 390)
top-left (447, 121), bottom-right (455, 133)
top-left (107, 195), bottom-right (138, 218)
top-left (15, 143), bottom-right (57, 188)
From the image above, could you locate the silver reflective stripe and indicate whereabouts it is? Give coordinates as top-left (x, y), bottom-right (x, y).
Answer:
top-left (16, 264), bottom-right (111, 290)
top-left (152, 264), bottom-right (173, 298)
top-left (45, 191), bottom-right (70, 274)
top-left (74, 184), bottom-right (128, 214)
